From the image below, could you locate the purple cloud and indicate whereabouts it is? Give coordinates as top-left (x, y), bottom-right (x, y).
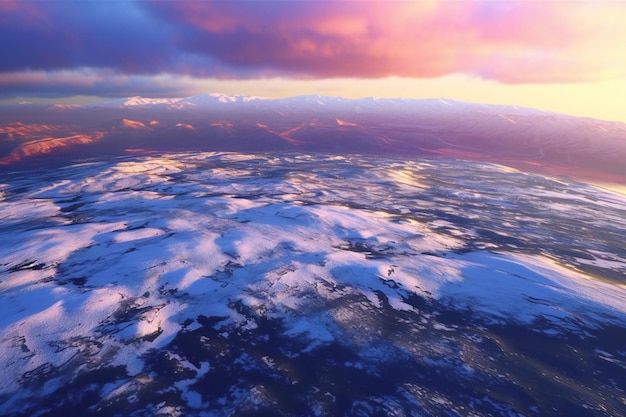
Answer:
top-left (0, 0), bottom-right (624, 99)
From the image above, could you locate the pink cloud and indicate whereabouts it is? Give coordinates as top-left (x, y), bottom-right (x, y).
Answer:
top-left (150, 0), bottom-right (625, 83)
top-left (0, 0), bottom-right (623, 99)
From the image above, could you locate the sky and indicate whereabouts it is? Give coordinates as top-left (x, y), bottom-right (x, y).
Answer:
top-left (1, 0), bottom-right (625, 122)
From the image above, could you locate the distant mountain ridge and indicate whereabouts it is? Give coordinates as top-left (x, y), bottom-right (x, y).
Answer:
top-left (89, 93), bottom-right (270, 108)
top-left (1, 94), bottom-right (625, 184)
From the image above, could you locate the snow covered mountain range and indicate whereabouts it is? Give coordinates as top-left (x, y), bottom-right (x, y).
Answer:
top-left (2, 94), bottom-right (626, 416)
top-left (2, 94), bottom-right (625, 184)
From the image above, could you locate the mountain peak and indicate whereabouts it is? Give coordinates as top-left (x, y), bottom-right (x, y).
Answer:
top-left (122, 96), bottom-right (184, 106)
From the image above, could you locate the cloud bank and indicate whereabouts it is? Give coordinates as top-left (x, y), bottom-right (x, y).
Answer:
top-left (0, 0), bottom-right (624, 98)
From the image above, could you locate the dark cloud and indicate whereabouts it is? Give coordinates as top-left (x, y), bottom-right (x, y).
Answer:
top-left (1, 2), bottom-right (166, 72)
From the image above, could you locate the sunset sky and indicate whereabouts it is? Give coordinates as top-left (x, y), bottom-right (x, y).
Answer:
top-left (1, 0), bottom-right (625, 122)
